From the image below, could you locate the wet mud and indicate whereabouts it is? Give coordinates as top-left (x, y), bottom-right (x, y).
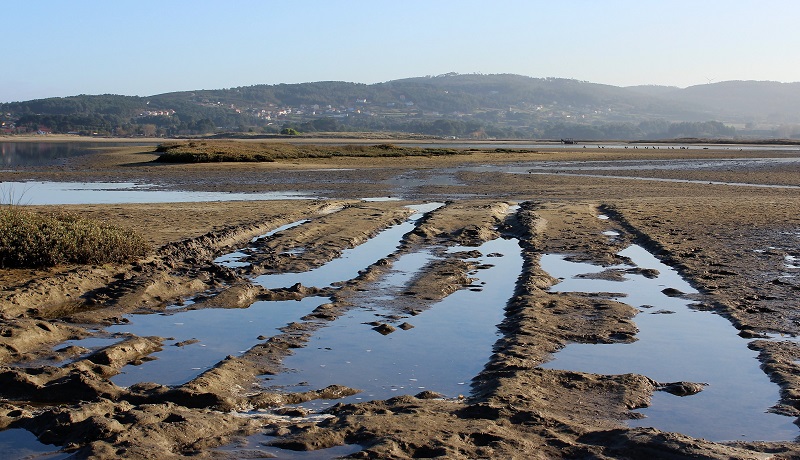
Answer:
top-left (1, 143), bottom-right (799, 458)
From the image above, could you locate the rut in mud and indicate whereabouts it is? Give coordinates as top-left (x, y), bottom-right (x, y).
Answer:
top-left (0, 197), bottom-right (799, 459)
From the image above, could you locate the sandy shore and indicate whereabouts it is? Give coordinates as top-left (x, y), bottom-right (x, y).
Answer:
top-left (0, 141), bottom-right (798, 458)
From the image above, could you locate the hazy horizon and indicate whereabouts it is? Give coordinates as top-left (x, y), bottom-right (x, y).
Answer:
top-left (3, 0), bottom-right (799, 103)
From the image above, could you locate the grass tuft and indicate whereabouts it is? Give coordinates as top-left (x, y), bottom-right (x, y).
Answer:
top-left (0, 207), bottom-right (150, 268)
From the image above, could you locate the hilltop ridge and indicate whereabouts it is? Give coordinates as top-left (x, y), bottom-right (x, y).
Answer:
top-left (2, 74), bottom-right (799, 139)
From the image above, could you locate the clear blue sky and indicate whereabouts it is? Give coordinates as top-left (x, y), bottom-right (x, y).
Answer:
top-left (2, 0), bottom-right (798, 103)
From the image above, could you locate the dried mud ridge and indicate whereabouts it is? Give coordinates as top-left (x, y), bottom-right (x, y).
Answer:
top-left (0, 199), bottom-right (798, 458)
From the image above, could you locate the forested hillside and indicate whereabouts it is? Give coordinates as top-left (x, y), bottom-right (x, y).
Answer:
top-left (2, 74), bottom-right (798, 139)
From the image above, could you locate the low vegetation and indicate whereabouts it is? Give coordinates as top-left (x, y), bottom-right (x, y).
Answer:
top-left (0, 207), bottom-right (150, 268)
top-left (153, 141), bottom-right (470, 163)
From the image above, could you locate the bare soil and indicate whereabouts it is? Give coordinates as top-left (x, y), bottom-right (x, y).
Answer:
top-left (0, 140), bottom-right (799, 458)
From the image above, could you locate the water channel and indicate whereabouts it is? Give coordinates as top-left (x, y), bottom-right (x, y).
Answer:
top-left (107, 297), bottom-right (330, 387)
top-left (262, 237), bottom-right (523, 406)
top-left (254, 203), bottom-right (442, 290)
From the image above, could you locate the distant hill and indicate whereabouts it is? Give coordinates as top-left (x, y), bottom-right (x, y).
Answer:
top-left (628, 80), bottom-right (800, 124)
top-left (2, 74), bottom-right (799, 140)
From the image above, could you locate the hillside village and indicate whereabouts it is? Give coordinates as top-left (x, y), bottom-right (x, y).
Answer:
top-left (2, 74), bottom-right (799, 139)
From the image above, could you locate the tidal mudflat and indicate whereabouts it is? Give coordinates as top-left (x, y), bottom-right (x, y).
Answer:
top-left (1, 140), bottom-right (799, 459)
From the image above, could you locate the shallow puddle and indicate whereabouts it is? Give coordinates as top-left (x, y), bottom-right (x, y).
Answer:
top-left (0, 428), bottom-right (68, 459)
top-left (252, 219), bottom-right (310, 242)
top-left (213, 250), bottom-right (251, 268)
top-left (215, 432), bottom-right (361, 459)
top-left (540, 245), bottom-right (798, 442)
top-left (214, 219), bottom-right (311, 268)
top-left (106, 297), bottom-right (328, 387)
top-left (255, 203), bottom-right (443, 290)
top-left (262, 237), bottom-right (523, 406)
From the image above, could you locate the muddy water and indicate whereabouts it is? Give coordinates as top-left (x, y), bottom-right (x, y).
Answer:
top-left (540, 245), bottom-right (798, 442)
top-left (262, 237), bottom-right (523, 407)
top-left (106, 297), bottom-right (329, 387)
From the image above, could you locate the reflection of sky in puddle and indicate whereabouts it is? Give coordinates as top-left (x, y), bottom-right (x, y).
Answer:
top-left (2, 181), bottom-right (316, 205)
top-left (0, 428), bottom-right (68, 459)
top-left (255, 203), bottom-right (443, 290)
top-left (51, 336), bottom-right (123, 365)
top-left (215, 433), bottom-right (361, 459)
top-left (361, 196), bottom-right (401, 202)
top-left (252, 219), bottom-right (309, 242)
top-left (262, 237), bottom-right (522, 406)
top-left (375, 250), bottom-right (435, 291)
top-left (540, 245), bottom-right (797, 442)
top-left (58, 336), bottom-right (122, 351)
top-left (107, 297), bottom-right (327, 387)
top-left (214, 220), bottom-right (311, 268)
top-left (213, 250), bottom-right (251, 268)
top-left (764, 332), bottom-right (800, 343)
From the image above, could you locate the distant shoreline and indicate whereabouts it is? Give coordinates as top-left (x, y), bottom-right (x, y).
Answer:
top-left (0, 134), bottom-right (164, 143)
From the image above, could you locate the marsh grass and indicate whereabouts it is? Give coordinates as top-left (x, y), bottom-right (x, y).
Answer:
top-left (0, 205), bottom-right (150, 269)
top-left (153, 141), bottom-right (469, 163)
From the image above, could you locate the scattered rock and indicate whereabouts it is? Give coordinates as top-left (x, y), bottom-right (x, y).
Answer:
top-left (657, 381), bottom-right (707, 396)
top-left (661, 288), bottom-right (685, 297)
top-left (273, 407), bottom-right (311, 417)
top-left (373, 323), bottom-right (396, 335)
top-left (415, 390), bottom-right (444, 399)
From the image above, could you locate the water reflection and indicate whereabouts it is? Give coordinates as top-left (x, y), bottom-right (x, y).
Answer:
top-left (0, 181), bottom-right (316, 204)
top-left (0, 428), bottom-right (68, 459)
top-left (107, 297), bottom-right (328, 387)
top-left (0, 142), bottom-right (154, 167)
top-left (540, 245), bottom-right (797, 442)
top-left (263, 237), bottom-right (523, 405)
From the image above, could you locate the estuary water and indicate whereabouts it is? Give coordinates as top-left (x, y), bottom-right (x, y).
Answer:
top-left (0, 141), bottom-right (156, 167)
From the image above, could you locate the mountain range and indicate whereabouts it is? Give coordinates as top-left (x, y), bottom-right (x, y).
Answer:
top-left (2, 74), bottom-right (799, 139)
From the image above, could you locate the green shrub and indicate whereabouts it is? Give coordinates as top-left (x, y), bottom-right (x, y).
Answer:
top-left (0, 207), bottom-right (150, 268)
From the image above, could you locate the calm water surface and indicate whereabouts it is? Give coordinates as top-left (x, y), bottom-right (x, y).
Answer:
top-left (0, 141), bottom-right (155, 167)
